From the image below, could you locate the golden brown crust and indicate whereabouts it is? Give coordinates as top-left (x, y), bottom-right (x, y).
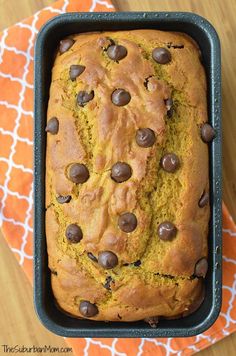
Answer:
top-left (46, 30), bottom-right (209, 321)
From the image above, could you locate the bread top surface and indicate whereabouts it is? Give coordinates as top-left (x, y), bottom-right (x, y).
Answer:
top-left (46, 29), bottom-right (210, 321)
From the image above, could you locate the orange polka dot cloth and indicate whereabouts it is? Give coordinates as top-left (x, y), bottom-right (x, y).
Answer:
top-left (0, 0), bottom-right (235, 354)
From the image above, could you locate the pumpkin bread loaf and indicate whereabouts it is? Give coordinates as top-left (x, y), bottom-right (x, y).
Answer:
top-left (45, 30), bottom-right (214, 325)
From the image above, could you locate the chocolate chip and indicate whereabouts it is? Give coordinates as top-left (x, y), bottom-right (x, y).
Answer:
top-left (165, 98), bottom-right (174, 118)
top-left (194, 258), bottom-right (208, 277)
top-left (65, 224), bottom-right (83, 243)
top-left (152, 47), bottom-right (171, 64)
top-left (98, 37), bottom-right (115, 49)
top-left (118, 212), bottom-right (137, 233)
top-left (56, 195), bottom-right (71, 204)
top-left (157, 221), bottom-right (177, 241)
top-left (69, 64), bottom-right (85, 81)
top-left (98, 251), bottom-right (118, 269)
top-left (59, 38), bottom-right (75, 54)
top-left (45, 117), bottom-right (59, 135)
top-left (136, 128), bottom-right (156, 148)
top-left (107, 45), bottom-right (127, 61)
top-left (133, 260), bottom-right (141, 267)
top-left (144, 316), bottom-right (159, 328)
top-left (87, 252), bottom-right (98, 262)
top-left (111, 89), bottom-right (131, 106)
top-left (77, 90), bottom-right (94, 107)
top-left (51, 270), bottom-right (58, 276)
top-left (198, 191), bottom-right (209, 208)
top-left (111, 162), bottom-right (132, 183)
top-left (79, 301), bottom-right (98, 317)
top-left (103, 276), bottom-right (114, 290)
top-left (160, 153), bottom-right (180, 173)
top-left (69, 163), bottom-right (89, 184)
top-left (117, 313), bottom-right (122, 320)
top-left (201, 123), bottom-right (216, 143)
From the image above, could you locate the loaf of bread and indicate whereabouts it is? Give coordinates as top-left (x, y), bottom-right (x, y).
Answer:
top-left (45, 30), bottom-right (214, 325)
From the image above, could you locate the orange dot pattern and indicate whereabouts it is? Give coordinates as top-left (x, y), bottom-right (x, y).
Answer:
top-left (0, 0), bottom-right (235, 355)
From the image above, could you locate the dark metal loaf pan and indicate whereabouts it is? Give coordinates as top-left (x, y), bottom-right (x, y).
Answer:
top-left (34, 12), bottom-right (222, 338)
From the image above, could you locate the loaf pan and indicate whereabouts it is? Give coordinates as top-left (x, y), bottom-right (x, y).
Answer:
top-left (34, 12), bottom-right (222, 338)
